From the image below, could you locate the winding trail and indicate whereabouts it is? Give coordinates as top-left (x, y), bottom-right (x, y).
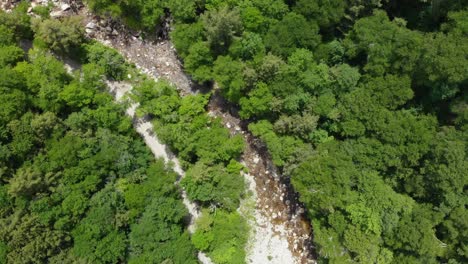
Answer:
top-left (11, 1), bottom-right (317, 263)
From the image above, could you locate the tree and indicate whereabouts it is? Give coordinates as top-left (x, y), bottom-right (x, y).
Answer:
top-left (32, 16), bottom-right (85, 53)
top-left (344, 10), bottom-right (423, 76)
top-left (132, 79), bottom-right (180, 120)
top-left (0, 3), bottom-right (32, 40)
top-left (0, 46), bottom-right (24, 67)
top-left (71, 186), bottom-right (127, 263)
top-left (418, 31), bottom-right (468, 101)
top-left (85, 0), bottom-right (124, 17)
top-left (273, 113), bottom-right (319, 140)
top-left (265, 12), bottom-right (320, 57)
top-left (129, 197), bottom-right (197, 264)
top-left (170, 22), bottom-right (204, 59)
top-left (192, 210), bottom-right (248, 264)
top-left (239, 6), bottom-right (268, 33)
top-left (181, 161), bottom-right (245, 211)
top-left (15, 49), bottom-right (69, 112)
top-left (60, 64), bottom-right (105, 109)
top-left (166, 0), bottom-right (198, 22)
top-left (84, 42), bottom-right (127, 80)
top-left (249, 120), bottom-right (305, 167)
top-left (0, 87), bottom-right (27, 128)
top-left (0, 25), bottom-right (15, 46)
top-left (293, 0), bottom-right (347, 28)
top-left (201, 6), bottom-right (243, 55)
top-left (212, 55), bottom-right (245, 103)
top-left (229, 31), bottom-right (265, 60)
top-left (1, 214), bottom-right (69, 263)
top-left (135, 0), bottom-right (166, 30)
top-left (239, 82), bottom-right (273, 119)
top-left (184, 42), bottom-right (214, 82)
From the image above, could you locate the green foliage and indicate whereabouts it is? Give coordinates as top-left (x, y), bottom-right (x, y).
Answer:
top-left (12, 1), bottom-right (467, 263)
top-left (133, 79), bottom-right (244, 167)
top-left (171, 22), bottom-right (204, 59)
top-left (201, 6), bottom-right (243, 54)
top-left (84, 42), bottom-right (128, 80)
top-left (193, 210), bottom-right (249, 264)
top-left (265, 12), bottom-right (320, 57)
top-left (181, 161), bottom-right (245, 211)
top-left (132, 73), bottom-right (247, 261)
top-left (418, 30), bottom-right (468, 101)
top-left (166, 0), bottom-right (198, 22)
top-left (293, 0), bottom-right (347, 28)
top-left (249, 120), bottom-right (306, 167)
top-left (129, 197), bottom-right (197, 264)
top-left (0, 45), bottom-right (24, 67)
top-left (0, 23), bottom-right (197, 263)
top-left (239, 82), bottom-right (273, 119)
top-left (60, 64), bottom-right (104, 109)
top-left (85, 0), bottom-right (124, 17)
top-left (229, 32), bottom-right (265, 60)
top-left (32, 16), bottom-right (85, 53)
top-left (184, 42), bottom-right (214, 82)
top-left (85, 0), bottom-right (166, 30)
top-left (0, 3), bottom-right (32, 40)
top-left (15, 49), bottom-right (69, 113)
top-left (0, 25), bottom-right (15, 46)
top-left (344, 10), bottom-right (424, 76)
top-left (213, 55), bottom-right (245, 102)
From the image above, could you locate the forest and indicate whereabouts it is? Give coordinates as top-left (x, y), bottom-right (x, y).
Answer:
top-left (84, 0), bottom-right (467, 263)
top-left (1, 0), bottom-right (467, 264)
top-left (0, 4), bottom-right (201, 263)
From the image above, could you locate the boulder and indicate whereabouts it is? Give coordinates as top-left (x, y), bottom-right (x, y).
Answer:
top-left (60, 3), bottom-right (70, 11)
top-left (86, 21), bottom-right (96, 29)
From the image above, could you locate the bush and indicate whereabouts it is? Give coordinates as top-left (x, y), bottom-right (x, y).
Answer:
top-left (84, 42), bottom-right (128, 80)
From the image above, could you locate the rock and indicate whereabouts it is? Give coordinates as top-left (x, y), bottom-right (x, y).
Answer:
top-left (112, 29), bottom-right (118, 36)
top-left (50, 11), bottom-right (64, 18)
top-left (105, 26), bottom-right (112, 32)
top-left (86, 22), bottom-right (96, 29)
top-left (85, 28), bottom-right (94, 34)
top-left (60, 3), bottom-right (70, 11)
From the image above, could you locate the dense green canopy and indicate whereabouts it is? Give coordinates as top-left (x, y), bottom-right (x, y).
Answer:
top-left (1, 0), bottom-right (467, 263)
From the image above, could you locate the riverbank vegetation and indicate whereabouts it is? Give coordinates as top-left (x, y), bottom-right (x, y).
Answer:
top-left (85, 0), bottom-right (467, 263)
top-left (0, 6), bottom-right (198, 263)
top-left (131, 78), bottom-right (249, 264)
